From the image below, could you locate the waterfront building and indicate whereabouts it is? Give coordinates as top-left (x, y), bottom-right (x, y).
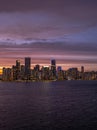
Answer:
top-left (21, 65), bottom-right (25, 80)
top-left (57, 70), bottom-right (64, 80)
top-left (81, 66), bottom-right (84, 73)
top-left (2, 68), bottom-right (13, 81)
top-left (16, 60), bottom-right (21, 80)
top-left (57, 66), bottom-right (62, 71)
top-left (67, 68), bottom-right (78, 80)
top-left (51, 59), bottom-right (56, 78)
top-left (12, 65), bottom-right (17, 80)
top-left (25, 57), bottom-right (31, 79)
top-left (34, 65), bottom-right (40, 72)
top-left (41, 66), bottom-right (50, 80)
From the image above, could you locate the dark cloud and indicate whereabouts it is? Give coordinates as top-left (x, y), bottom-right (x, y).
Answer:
top-left (0, 0), bottom-right (65, 12)
top-left (0, 41), bottom-right (97, 57)
top-left (0, 0), bottom-right (97, 39)
top-left (0, 0), bottom-right (97, 69)
top-left (0, 0), bottom-right (97, 14)
top-left (0, 41), bottom-right (97, 71)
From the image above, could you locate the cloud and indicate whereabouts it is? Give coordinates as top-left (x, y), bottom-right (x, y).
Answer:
top-left (0, 41), bottom-right (97, 63)
top-left (0, 0), bottom-right (97, 40)
top-left (0, 0), bottom-right (97, 69)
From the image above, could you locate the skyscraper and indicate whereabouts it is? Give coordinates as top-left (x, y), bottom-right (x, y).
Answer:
top-left (81, 66), bottom-right (84, 80)
top-left (16, 60), bottom-right (20, 69)
top-left (25, 57), bottom-right (31, 79)
top-left (34, 64), bottom-right (40, 72)
top-left (51, 59), bottom-right (56, 78)
top-left (81, 66), bottom-right (84, 73)
top-left (13, 60), bottom-right (21, 80)
top-left (2, 67), bottom-right (13, 81)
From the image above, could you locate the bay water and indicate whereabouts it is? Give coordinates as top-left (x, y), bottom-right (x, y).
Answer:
top-left (0, 81), bottom-right (97, 130)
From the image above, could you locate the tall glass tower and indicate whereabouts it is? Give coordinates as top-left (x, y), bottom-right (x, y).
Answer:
top-left (25, 57), bottom-right (31, 79)
top-left (51, 59), bottom-right (56, 77)
top-left (15, 60), bottom-right (21, 80)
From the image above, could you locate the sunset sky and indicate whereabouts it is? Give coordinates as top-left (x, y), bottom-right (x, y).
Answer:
top-left (0, 0), bottom-right (97, 71)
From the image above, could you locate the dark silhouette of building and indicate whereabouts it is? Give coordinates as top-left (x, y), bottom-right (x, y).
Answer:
top-left (81, 66), bottom-right (85, 80)
top-left (67, 68), bottom-right (78, 80)
top-left (81, 66), bottom-right (84, 73)
top-left (21, 65), bottom-right (25, 80)
top-left (25, 57), bottom-right (31, 79)
top-left (57, 66), bottom-right (62, 71)
top-left (16, 60), bottom-right (21, 80)
top-left (34, 64), bottom-right (40, 72)
top-left (41, 66), bottom-right (50, 80)
top-left (51, 59), bottom-right (56, 78)
top-left (16, 60), bottom-right (20, 69)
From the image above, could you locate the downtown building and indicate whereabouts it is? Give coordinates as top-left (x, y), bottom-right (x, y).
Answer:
top-left (50, 59), bottom-right (56, 79)
top-left (2, 67), bottom-right (13, 81)
top-left (25, 57), bottom-right (31, 80)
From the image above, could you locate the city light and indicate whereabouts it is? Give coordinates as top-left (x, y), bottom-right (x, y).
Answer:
top-left (0, 57), bottom-right (97, 81)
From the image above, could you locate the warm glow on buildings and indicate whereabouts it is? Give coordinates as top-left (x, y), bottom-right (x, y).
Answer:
top-left (0, 67), bottom-right (2, 74)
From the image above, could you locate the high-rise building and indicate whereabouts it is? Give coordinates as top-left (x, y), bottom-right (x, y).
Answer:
top-left (16, 60), bottom-right (21, 80)
top-left (21, 65), bottom-right (25, 80)
top-left (57, 66), bottom-right (62, 71)
top-left (25, 57), bottom-right (31, 79)
top-left (34, 64), bottom-right (40, 72)
top-left (41, 66), bottom-right (50, 80)
top-left (51, 59), bottom-right (56, 78)
top-left (16, 60), bottom-right (20, 69)
top-left (67, 68), bottom-right (78, 80)
top-left (81, 66), bottom-right (85, 80)
top-left (81, 66), bottom-right (84, 73)
top-left (2, 67), bottom-right (13, 81)
top-left (12, 65), bottom-right (16, 80)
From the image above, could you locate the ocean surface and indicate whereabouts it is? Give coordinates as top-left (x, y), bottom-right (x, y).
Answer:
top-left (0, 81), bottom-right (97, 130)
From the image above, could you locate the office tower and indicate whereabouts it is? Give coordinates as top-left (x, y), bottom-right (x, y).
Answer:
top-left (34, 65), bottom-right (40, 72)
top-left (67, 68), bottom-right (78, 80)
top-left (81, 66), bottom-right (84, 80)
top-left (57, 66), bottom-right (64, 80)
top-left (57, 66), bottom-right (62, 71)
top-left (51, 59), bottom-right (56, 78)
top-left (41, 66), bottom-right (50, 80)
top-left (25, 57), bottom-right (31, 79)
top-left (16, 60), bottom-right (20, 69)
top-left (33, 65), bottom-right (40, 80)
top-left (16, 60), bottom-right (21, 80)
top-left (21, 65), bottom-right (25, 80)
top-left (81, 66), bottom-right (84, 73)
top-left (2, 68), bottom-right (13, 81)
top-left (12, 65), bottom-right (16, 80)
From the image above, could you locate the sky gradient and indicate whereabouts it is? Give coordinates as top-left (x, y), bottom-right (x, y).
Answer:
top-left (0, 0), bottom-right (97, 71)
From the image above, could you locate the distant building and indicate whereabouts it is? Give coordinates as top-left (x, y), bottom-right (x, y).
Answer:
top-left (41, 66), bottom-right (50, 80)
top-left (16, 60), bottom-right (21, 80)
top-left (51, 59), bottom-right (56, 78)
top-left (81, 66), bottom-right (84, 73)
top-left (57, 66), bottom-right (62, 71)
top-left (67, 68), bottom-right (78, 80)
top-left (57, 66), bottom-right (64, 80)
top-left (21, 65), bottom-right (25, 80)
top-left (25, 57), bottom-right (31, 79)
top-left (2, 68), bottom-right (13, 81)
top-left (12, 65), bottom-right (17, 80)
top-left (34, 64), bottom-right (40, 72)
top-left (16, 60), bottom-right (20, 69)
top-left (34, 65), bottom-right (40, 80)
top-left (81, 66), bottom-right (85, 80)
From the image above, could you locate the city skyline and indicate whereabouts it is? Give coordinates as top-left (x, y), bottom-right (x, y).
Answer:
top-left (0, 57), bottom-right (97, 74)
top-left (0, 0), bottom-right (97, 70)
top-left (1, 57), bottom-right (97, 81)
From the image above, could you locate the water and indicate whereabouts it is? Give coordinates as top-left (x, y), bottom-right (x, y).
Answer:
top-left (0, 81), bottom-right (97, 130)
